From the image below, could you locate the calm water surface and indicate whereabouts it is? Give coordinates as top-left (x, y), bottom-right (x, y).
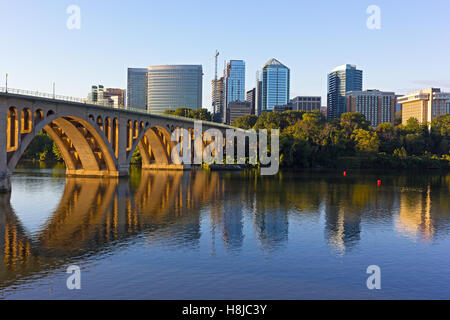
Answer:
top-left (1, 164), bottom-right (449, 299)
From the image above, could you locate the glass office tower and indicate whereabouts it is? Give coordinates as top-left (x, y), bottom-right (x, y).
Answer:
top-left (327, 64), bottom-right (363, 120)
top-left (127, 68), bottom-right (148, 110)
top-left (261, 58), bottom-right (290, 112)
top-left (225, 60), bottom-right (246, 105)
top-left (147, 65), bottom-right (203, 113)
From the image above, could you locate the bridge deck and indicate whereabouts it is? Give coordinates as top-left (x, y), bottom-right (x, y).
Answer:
top-left (0, 87), bottom-right (234, 129)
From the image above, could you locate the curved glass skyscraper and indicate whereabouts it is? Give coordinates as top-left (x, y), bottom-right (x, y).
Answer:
top-left (147, 65), bottom-right (203, 113)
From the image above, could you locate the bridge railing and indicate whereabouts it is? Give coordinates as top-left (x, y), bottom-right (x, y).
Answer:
top-left (0, 87), bottom-right (86, 103)
top-left (0, 87), bottom-right (234, 129)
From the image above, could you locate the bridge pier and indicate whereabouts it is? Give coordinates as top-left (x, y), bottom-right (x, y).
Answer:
top-left (0, 173), bottom-right (11, 194)
top-left (0, 106), bottom-right (9, 193)
top-left (117, 163), bottom-right (131, 177)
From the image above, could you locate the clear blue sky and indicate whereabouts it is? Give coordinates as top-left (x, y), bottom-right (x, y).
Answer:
top-left (1, 0), bottom-right (450, 111)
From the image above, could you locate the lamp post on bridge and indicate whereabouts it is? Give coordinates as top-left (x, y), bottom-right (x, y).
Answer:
top-left (5, 73), bottom-right (8, 93)
top-left (53, 82), bottom-right (55, 99)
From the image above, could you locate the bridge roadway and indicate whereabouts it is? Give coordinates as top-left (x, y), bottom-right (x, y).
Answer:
top-left (0, 87), bottom-right (236, 193)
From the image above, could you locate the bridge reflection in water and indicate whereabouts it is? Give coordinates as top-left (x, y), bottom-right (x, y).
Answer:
top-left (0, 170), bottom-right (449, 294)
top-left (0, 170), bottom-right (221, 284)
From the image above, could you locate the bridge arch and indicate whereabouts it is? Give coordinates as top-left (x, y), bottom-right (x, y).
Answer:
top-left (127, 125), bottom-right (185, 169)
top-left (6, 110), bottom-right (118, 176)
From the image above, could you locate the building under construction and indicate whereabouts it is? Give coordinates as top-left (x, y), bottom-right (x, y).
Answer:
top-left (212, 77), bottom-right (225, 122)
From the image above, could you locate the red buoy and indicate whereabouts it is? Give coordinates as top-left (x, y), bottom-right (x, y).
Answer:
top-left (377, 180), bottom-right (382, 187)
top-left (343, 171), bottom-right (347, 177)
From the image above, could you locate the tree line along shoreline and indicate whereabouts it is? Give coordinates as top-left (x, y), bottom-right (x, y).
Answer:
top-left (231, 110), bottom-right (450, 170)
top-left (18, 108), bottom-right (450, 171)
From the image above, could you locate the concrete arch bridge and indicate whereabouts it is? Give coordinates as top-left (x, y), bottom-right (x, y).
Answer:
top-left (0, 88), bottom-right (235, 193)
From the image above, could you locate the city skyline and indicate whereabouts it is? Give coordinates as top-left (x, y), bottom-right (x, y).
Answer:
top-left (1, 1), bottom-right (450, 112)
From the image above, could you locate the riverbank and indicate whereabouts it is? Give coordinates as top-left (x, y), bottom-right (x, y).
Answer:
top-left (304, 154), bottom-right (450, 170)
top-left (17, 157), bottom-right (450, 173)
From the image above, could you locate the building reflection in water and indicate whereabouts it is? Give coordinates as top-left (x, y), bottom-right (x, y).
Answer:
top-left (323, 181), bottom-right (377, 254)
top-left (0, 170), bottom-right (449, 287)
top-left (253, 208), bottom-right (289, 252)
top-left (214, 203), bottom-right (245, 252)
top-left (396, 184), bottom-right (450, 242)
top-left (396, 186), bottom-right (433, 241)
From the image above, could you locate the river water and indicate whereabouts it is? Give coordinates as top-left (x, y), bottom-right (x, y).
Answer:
top-left (0, 164), bottom-right (449, 299)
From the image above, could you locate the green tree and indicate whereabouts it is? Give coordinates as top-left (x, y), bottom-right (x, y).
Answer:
top-left (253, 111), bottom-right (287, 131)
top-left (404, 117), bottom-right (421, 133)
top-left (52, 142), bottom-right (63, 161)
top-left (340, 112), bottom-right (370, 133)
top-left (353, 129), bottom-right (380, 154)
top-left (281, 110), bottom-right (305, 127)
top-left (279, 134), bottom-right (311, 168)
top-left (376, 122), bottom-right (399, 154)
top-left (167, 107), bottom-right (193, 118)
top-left (393, 146), bottom-right (407, 159)
top-left (165, 107), bottom-right (212, 121)
top-left (39, 145), bottom-right (57, 162)
top-left (431, 114), bottom-right (450, 136)
top-left (178, 107), bottom-right (194, 117)
top-left (22, 131), bottom-right (53, 160)
top-left (404, 133), bottom-right (427, 155)
top-left (318, 122), bottom-right (348, 160)
top-left (130, 147), bottom-right (142, 165)
top-left (398, 118), bottom-right (430, 155)
top-left (190, 108), bottom-right (213, 121)
top-left (232, 114), bottom-right (258, 129)
top-left (297, 111), bottom-right (325, 144)
top-left (21, 131), bottom-right (63, 163)
top-left (430, 114), bottom-right (450, 154)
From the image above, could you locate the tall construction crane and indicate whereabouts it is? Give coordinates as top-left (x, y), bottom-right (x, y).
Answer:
top-left (212, 50), bottom-right (219, 82)
top-left (211, 50), bottom-right (220, 117)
